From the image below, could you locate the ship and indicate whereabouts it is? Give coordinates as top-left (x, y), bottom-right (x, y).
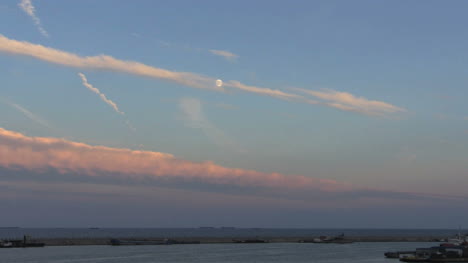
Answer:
top-left (299, 233), bottom-right (353, 244)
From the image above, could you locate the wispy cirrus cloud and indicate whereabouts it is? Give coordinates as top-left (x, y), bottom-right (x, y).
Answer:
top-left (179, 98), bottom-right (239, 151)
top-left (18, 0), bottom-right (49, 37)
top-left (151, 37), bottom-right (238, 62)
top-left (225, 80), bottom-right (303, 101)
top-left (209, 49), bottom-right (239, 62)
top-left (0, 34), bottom-right (221, 92)
top-left (294, 88), bottom-right (406, 116)
top-left (78, 73), bottom-right (124, 115)
top-left (0, 34), bottom-right (405, 117)
top-left (1, 98), bottom-right (50, 128)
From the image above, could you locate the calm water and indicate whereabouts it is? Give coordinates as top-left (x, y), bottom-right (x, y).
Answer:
top-left (0, 228), bottom-right (464, 239)
top-left (0, 242), bottom-right (438, 263)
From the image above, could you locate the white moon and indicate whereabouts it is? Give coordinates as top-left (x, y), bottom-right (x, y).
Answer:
top-left (215, 79), bottom-right (223, 87)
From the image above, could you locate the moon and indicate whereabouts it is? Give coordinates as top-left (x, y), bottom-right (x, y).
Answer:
top-left (215, 79), bottom-right (223, 87)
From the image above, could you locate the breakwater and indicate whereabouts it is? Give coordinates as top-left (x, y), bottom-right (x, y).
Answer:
top-left (29, 236), bottom-right (442, 246)
top-left (1, 228), bottom-right (462, 246)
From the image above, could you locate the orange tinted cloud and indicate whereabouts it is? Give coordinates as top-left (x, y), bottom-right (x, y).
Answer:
top-left (0, 128), bottom-right (351, 192)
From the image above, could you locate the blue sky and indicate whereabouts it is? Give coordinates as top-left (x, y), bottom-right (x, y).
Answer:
top-left (0, 0), bottom-right (467, 227)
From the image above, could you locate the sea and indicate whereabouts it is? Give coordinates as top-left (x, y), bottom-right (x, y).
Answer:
top-left (0, 228), bottom-right (465, 263)
top-left (0, 228), bottom-right (464, 239)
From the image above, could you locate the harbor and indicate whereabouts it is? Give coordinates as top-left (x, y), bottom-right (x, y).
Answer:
top-left (0, 235), bottom-right (44, 248)
top-left (384, 234), bottom-right (468, 262)
top-left (1, 228), bottom-right (462, 247)
top-left (3, 228), bottom-right (466, 262)
top-left (0, 235), bottom-right (444, 247)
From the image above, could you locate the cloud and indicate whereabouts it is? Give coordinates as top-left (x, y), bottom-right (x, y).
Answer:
top-left (0, 127), bottom-right (352, 193)
top-left (2, 128), bottom-right (467, 204)
top-left (294, 88), bottom-right (406, 116)
top-left (0, 34), bottom-right (221, 92)
top-left (18, 0), bottom-right (49, 37)
top-left (179, 98), bottom-right (239, 150)
top-left (0, 34), bottom-right (405, 117)
top-left (209, 49), bottom-right (239, 62)
top-left (225, 80), bottom-right (303, 101)
top-left (153, 38), bottom-right (237, 62)
top-left (78, 73), bottom-right (124, 115)
top-left (78, 73), bottom-right (135, 131)
top-left (1, 99), bottom-right (50, 128)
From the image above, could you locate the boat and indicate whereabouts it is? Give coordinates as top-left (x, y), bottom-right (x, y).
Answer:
top-left (442, 234), bottom-right (468, 246)
top-left (385, 251), bottom-right (417, 258)
top-left (0, 239), bottom-right (44, 248)
top-left (0, 235), bottom-right (45, 248)
top-left (0, 241), bottom-right (13, 248)
top-left (399, 248), bottom-right (433, 262)
top-left (233, 238), bottom-right (269, 243)
top-left (299, 233), bottom-right (353, 244)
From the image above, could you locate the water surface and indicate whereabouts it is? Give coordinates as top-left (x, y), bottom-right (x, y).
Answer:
top-left (0, 228), bottom-right (463, 239)
top-left (1, 242), bottom-right (437, 263)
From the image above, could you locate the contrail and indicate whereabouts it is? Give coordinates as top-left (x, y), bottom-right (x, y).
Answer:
top-left (78, 73), bottom-right (136, 131)
top-left (1, 98), bottom-right (51, 128)
top-left (78, 73), bottom-right (124, 115)
top-left (18, 0), bottom-right (49, 37)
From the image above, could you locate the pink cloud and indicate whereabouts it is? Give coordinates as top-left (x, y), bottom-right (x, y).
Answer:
top-left (0, 128), bottom-right (352, 192)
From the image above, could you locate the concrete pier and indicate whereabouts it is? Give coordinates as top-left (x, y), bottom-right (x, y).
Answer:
top-left (29, 236), bottom-right (440, 246)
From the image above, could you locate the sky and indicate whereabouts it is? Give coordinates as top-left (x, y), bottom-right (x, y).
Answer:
top-left (0, 0), bottom-right (467, 228)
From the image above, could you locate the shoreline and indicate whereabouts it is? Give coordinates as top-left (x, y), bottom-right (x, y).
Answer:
top-left (26, 236), bottom-right (442, 246)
